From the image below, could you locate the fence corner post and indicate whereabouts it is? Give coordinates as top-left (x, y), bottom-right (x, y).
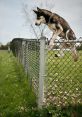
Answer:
top-left (38, 36), bottom-right (46, 109)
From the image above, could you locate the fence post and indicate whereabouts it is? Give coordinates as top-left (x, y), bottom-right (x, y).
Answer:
top-left (21, 40), bottom-right (26, 67)
top-left (38, 36), bottom-right (46, 108)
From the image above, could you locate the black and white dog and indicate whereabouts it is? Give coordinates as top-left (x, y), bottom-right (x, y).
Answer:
top-left (33, 7), bottom-right (78, 61)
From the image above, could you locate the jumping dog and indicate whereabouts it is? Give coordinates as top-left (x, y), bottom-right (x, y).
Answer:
top-left (33, 7), bottom-right (78, 61)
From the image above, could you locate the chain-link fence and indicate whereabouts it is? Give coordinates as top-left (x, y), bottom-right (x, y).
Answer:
top-left (11, 38), bottom-right (40, 97)
top-left (11, 37), bottom-right (82, 109)
top-left (45, 40), bottom-right (82, 108)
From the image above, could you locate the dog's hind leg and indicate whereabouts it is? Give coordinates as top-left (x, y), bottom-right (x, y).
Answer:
top-left (70, 45), bottom-right (78, 62)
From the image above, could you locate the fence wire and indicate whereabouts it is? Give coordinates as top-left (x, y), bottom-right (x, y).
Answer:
top-left (25, 40), bottom-right (40, 96)
top-left (44, 41), bottom-right (82, 107)
top-left (11, 38), bottom-right (40, 97)
top-left (11, 38), bottom-right (82, 108)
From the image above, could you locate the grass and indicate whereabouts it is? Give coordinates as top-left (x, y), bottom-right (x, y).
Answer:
top-left (44, 50), bottom-right (82, 116)
top-left (0, 50), bottom-right (51, 117)
top-left (45, 50), bottom-right (82, 106)
top-left (0, 50), bottom-right (82, 117)
top-left (0, 50), bottom-right (36, 116)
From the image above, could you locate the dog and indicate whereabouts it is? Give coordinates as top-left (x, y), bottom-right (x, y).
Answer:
top-left (33, 7), bottom-right (78, 61)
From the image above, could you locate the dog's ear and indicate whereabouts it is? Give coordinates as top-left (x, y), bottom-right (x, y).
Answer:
top-left (37, 7), bottom-right (43, 12)
top-left (37, 7), bottom-right (41, 11)
top-left (33, 10), bottom-right (38, 14)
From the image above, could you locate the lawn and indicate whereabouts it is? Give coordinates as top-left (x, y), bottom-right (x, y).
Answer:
top-left (0, 50), bottom-right (36, 116)
top-left (45, 50), bottom-right (82, 107)
top-left (0, 50), bottom-right (82, 117)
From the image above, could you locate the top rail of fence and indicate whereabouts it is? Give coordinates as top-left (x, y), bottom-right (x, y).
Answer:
top-left (53, 40), bottom-right (82, 43)
top-left (11, 37), bottom-right (82, 42)
top-left (12, 38), bottom-right (40, 42)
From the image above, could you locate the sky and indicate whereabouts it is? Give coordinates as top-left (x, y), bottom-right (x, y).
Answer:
top-left (0, 0), bottom-right (82, 44)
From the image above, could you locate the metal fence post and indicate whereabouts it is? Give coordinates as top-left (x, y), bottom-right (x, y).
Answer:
top-left (38, 36), bottom-right (46, 108)
top-left (21, 40), bottom-right (26, 67)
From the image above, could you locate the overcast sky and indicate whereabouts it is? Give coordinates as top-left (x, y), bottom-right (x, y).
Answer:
top-left (0, 0), bottom-right (82, 44)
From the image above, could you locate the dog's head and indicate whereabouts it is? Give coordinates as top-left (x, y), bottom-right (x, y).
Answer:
top-left (33, 7), bottom-right (46, 26)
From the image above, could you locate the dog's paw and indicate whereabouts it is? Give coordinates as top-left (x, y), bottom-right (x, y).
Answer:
top-left (73, 54), bottom-right (79, 62)
top-left (48, 43), bottom-right (55, 50)
top-left (48, 45), bottom-right (54, 50)
top-left (55, 54), bottom-right (64, 58)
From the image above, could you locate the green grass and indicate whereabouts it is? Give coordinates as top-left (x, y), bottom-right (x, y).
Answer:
top-left (45, 50), bottom-right (82, 106)
top-left (44, 50), bottom-right (82, 116)
top-left (0, 50), bottom-right (36, 116)
top-left (0, 50), bottom-right (82, 117)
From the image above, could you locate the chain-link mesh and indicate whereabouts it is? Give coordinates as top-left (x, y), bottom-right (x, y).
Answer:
top-left (25, 40), bottom-right (40, 96)
top-left (11, 38), bottom-right (40, 97)
top-left (11, 38), bottom-right (82, 108)
top-left (44, 41), bottom-right (82, 107)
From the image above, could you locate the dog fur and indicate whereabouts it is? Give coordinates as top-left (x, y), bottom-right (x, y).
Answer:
top-left (33, 7), bottom-right (78, 61)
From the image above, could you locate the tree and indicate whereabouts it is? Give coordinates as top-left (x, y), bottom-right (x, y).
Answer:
top-left (0, 42), bottom-right (2, 47)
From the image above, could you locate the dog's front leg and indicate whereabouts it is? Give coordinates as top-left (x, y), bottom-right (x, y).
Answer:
top-left (49, 33), bottom-right (56, 50)
top-left (49, 24), bottom-right (63, 50)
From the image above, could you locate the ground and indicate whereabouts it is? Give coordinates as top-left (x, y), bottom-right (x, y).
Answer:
top-left (0, 50), bottom-right (36, 116)
top-left (0, 50), bottom-right (82, 117)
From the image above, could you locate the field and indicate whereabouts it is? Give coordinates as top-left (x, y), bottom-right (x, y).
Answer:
top-left (23, 48), bottom-right (82, 116)
top-left (0, 50), bottom-right (36, 116)
top-left (0, 50), bottom-right (82, 117)
top-left (45, 50), bottom-right (82, 107)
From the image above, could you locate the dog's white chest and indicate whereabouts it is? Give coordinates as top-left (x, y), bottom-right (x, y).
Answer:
top-left (48, 23), bottom-right (56, 32)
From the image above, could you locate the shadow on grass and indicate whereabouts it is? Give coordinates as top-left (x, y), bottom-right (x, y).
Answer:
top-left (46, 104), bottom-right (82, 117)
top-left (1, 104), bottom-right (81, 117)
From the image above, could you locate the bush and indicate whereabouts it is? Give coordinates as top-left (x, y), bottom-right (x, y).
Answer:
top-left (0, 45), bottom-right (8, 50)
